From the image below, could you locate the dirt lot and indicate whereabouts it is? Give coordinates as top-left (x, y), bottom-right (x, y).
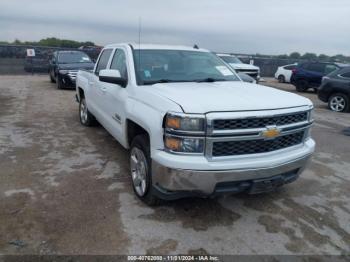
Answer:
top-left (0, 75), bottom-right (350, 255)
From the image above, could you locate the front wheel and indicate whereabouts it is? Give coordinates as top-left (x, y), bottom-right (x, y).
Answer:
top-left (328, 93), bottom-right (349, 112)
top-left (130, 135), bottom-right (162, 206)
top-left (79, 97), bottom-right (97, 126)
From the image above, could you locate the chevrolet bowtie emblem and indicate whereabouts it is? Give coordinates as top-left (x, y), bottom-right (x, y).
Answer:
top-left (262, 126), bottom-right (280, 139)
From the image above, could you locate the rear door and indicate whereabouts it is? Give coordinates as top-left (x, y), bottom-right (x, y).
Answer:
top-left (305, 63), bottom-right (325, 87)
top-left (87, 48), bottom-right (113, 122)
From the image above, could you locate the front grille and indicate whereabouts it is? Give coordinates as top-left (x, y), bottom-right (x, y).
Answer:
top-left (68, 70), bottom-right (78, 80)
top-left (213, 112), bottom-right (308, 130)
top-left (212, 131), bottom-right (304, 157)
top-left (235, 69), bottom-right (258, 73)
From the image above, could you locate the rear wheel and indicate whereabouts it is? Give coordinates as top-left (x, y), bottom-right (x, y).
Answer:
top-left (49, 70), bottom-right (55, 83)
top-left (296, 79), bottom-right (309, 92)
top-left (56, 75), bottom-right (64, 89)
top-left (79, 97), bottom-right (97, 126)
top-left (328, 93), bottom-right (349, 112)
top-left (278, 75), bottom-right (285, 83)
top-left (130, 134), bottom-right (162, 206)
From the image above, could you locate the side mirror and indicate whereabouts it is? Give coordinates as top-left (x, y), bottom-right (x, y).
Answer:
top-left (99, 69), bottom-right (127, 87)
top-left (237, 72), bottom-right (256, 84)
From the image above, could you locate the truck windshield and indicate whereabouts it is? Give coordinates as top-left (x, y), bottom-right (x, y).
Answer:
top-left (133, 50), bottom-right (240, 85)
top-left (58, 52), bottom-right (92, 64)
top-left (219, 55), bottom-right (243, 64)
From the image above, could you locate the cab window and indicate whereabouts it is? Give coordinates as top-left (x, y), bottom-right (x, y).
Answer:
top-left (110, 49), bottom-right (128, 79)
top-left (95, 49), bottom-right (112, 75)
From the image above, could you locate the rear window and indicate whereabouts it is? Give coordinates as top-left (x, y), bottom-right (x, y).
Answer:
top-left (284, 65), bottom-right (296, 70)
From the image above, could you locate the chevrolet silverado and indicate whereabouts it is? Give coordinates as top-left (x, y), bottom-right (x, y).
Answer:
top-left (76, 43), bottom-right (315, 205)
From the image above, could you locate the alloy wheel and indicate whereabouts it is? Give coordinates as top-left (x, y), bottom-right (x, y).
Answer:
top-left (80, 99), bottom-right (88, 123)
top-left (330, 96), bottom-right (346, 112)
top-left (130, 147), bottom-right (148, 197)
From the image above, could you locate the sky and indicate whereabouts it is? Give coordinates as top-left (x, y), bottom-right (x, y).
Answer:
top-left (0, 0), bottom-right (349, 56)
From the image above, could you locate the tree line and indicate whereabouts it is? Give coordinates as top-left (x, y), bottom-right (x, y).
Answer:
top-left (0, 37), bottom-right (97, 49)
top-left (275, 52), bottom-right (350, 63)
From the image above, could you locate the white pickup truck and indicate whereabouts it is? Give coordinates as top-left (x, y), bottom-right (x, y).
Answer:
top-left (76, 43), bottom-right (315, 205)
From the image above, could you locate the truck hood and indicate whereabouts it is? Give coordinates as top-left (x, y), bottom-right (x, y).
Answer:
top-left (147, 81), bottom-right (312, 113)
top-left (229, 63), bottom-right (260, 70)
top-left (58, 62), bottom-right (95, 71)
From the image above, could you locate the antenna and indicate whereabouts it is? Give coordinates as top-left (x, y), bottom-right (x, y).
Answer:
top-left (138, 17), bottom-right (141, 74)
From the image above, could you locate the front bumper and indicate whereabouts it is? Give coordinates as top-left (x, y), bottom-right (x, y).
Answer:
top-left (152, 140), bottom-right (314, 199)
top-left (58, 73), bottom-right (76, 88)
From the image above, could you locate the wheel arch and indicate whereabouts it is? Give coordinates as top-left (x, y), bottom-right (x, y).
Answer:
top-left (126, 119), bottom-right (150, 149)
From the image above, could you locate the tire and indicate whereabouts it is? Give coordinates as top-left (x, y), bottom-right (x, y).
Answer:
top-left (130, 134), bottom-right (162, 206)
top-left (49, 70), bottom-right (56, 83)
top-left (328, 93), bottom-right (349, 112)
top-left (56, 75), bottom-right (63, 89)
top-left (278, 75), bottom-right (285, 83)
top-left (296, 79), bottom-right (309, 92)
top-left (79, 97), bottom-right (97, 126)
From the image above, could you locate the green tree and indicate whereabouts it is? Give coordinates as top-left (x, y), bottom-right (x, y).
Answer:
top-left (289, 52), bottom-right (301, 59)
top-left (330, 54), bottom-right (348, 63)
top-left (301, 52), bottom-right (317, 60)
top-left (318, 54), bottom-right (329, 61)
top-left (277, 54), bottom-right (289, 59)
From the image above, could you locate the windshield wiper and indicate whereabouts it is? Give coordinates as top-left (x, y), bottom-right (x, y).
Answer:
top-left (143, 79), bottom-right (187, 85)
top-left (195, 78), bottom-right (227, 83)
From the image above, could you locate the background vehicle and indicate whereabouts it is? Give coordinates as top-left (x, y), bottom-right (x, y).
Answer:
top-left (274, 63), bottom-right (297, 83)
top-left (217, 54), bottom-right (260, 82)
top-left (290, 62), bottom-right (347, 92)
top-left (76, 43), bottom-right (315, 206)
top-left (237, 72), bottom-right (257, 83)
top-left (318, 66), bottom-right (350, 112)
top-left (49, 50), bottom-right (94, 89)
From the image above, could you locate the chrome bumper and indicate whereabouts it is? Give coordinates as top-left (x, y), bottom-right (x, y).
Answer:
top-left (152, 154), bottom-right (312, 196)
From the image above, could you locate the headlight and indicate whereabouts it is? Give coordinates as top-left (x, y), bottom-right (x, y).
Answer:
top-left (164, 135), bottom-right (204, 154)
top-left (165, 112), bottom-right (205, 133)
top-left (59, 70), bottom-right (68, 74)
top-left (308, 108), bottom-right (314, 122)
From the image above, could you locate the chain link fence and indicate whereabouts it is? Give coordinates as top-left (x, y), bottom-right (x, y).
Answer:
top-left (0, 44), bottom-right (335, 77)
top-left (0, 45), bottom-right (101, 74)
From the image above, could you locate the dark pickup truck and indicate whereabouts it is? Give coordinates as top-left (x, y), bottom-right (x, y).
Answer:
top-left (49, 50), bottom-right (94, 89)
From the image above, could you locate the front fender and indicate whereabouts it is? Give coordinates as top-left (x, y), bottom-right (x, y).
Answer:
top-left (126, 96), bottom-right (182, 158)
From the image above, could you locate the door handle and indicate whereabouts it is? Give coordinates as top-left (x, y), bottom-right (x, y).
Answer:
top-left (100, 87), bottom-right (107, 92)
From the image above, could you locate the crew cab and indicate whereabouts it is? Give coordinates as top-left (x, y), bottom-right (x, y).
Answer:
top-left (76, 43), bottom-right (315, 205)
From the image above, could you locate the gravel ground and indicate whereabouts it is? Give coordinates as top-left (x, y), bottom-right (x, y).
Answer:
top-left (0, 75), bottom-right (350, 256)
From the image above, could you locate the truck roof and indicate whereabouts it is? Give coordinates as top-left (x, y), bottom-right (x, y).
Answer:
top-left (104, 43), bottom-right (209, 52)
top-left (216, 53), bottom-right (236, 57)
